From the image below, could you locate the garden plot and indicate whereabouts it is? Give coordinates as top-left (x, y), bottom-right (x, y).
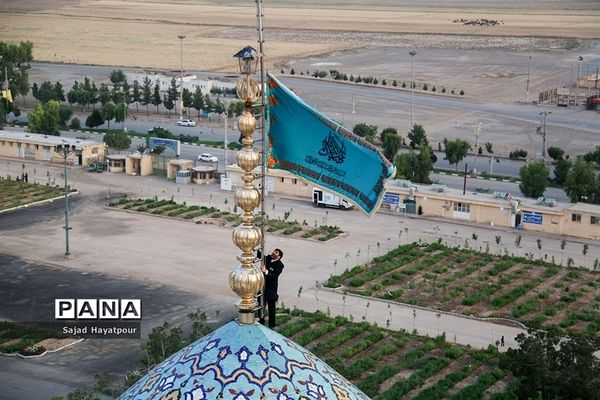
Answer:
top-left (325, 243), bottom-right (600, 335)
top-left (108, 197), bottom-right (345, 242)
top-left (0, 179), bottom-right (64, 211)
top-left (276, 309), bottom-right (512, 399)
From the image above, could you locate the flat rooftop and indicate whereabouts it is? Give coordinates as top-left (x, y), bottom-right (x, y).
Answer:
top-left (0, 130), bottom-right (102, 149)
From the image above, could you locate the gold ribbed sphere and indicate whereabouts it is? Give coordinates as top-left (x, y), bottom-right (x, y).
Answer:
top-left (232, 225), bottom-right (262, 252)
top-left (236, 79), bottom-right (261, 103)
top-left (235, 186), bottom-right (261, 212)
top-left (236, 149), bottom-right (260, 171)
top-left (238, 111), bottom-right (257, 135)
top-left (229, 265), bottom-right (264, 311)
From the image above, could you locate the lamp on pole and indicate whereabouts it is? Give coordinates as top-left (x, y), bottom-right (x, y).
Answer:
top-left (56, 140), bottom-right (76, 256)
top-left (409, 50), bottom-right (417, 127)
top-left (536, 111), bottom-right (551, 159)
top-left (223, 112), bottom-right (228, 173)
top-left (472, 122), bottom-right (482, 174)
top-left (178, 34), bottom-right (186, 120)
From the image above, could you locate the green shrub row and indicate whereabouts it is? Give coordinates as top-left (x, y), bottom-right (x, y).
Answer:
top-left (377, 357), bottom-right (451, 399)
top-left (491, 278), bottom-right (544, 309)
top-left (448, 367), bottom-right (505, 400)
top-left (412, 363), bottom-right (478, 400)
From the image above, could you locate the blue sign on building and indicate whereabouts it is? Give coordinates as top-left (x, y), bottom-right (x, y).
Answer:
top-left (149, 137), bottom-right (181, 156)
top-left (382, 193), bottom-right (400, 204)
top-left (523, 211), bottom-right (543, 225)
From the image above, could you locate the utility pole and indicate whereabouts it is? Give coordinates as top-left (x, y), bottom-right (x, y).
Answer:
top-left (472, 122), bottom-right (482, 175)
top-left (178, 34), bottom-right (186, 120)
top-left (576, 56), bottom-right (583, 106)
top-left (351, 94), bottom-right (356, 128)
top-left (409, 50), bottom-right (417, 127)
top-left (526, 37), bottom-right (532, 102)
top-left (224, 113), bottom-right (228, 172)
top-left (537, 111), bottom-right (551, 159)
top-left (57, 141), bottom-right (76, 256)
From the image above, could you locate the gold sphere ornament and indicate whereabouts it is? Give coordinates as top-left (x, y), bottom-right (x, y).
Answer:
top-left (237, 111), bottom-right (257, 135)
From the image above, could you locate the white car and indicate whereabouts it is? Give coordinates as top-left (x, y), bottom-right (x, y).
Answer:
top-left (177, 119), bottom-right (196, 127)
top-left (198, 153), bottom-right (218, 163)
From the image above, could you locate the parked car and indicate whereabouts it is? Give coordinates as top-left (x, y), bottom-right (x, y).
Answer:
top-left (198, 153), bottom-right (218, 163)
top-left (87, 162), bottom-right (107, 173)
top-left (177, 119), bottom-right (196, 127)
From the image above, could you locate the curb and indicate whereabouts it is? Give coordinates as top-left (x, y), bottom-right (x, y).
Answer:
top-left (320, 284), bottom-right (528, 330)
top-left (3, 338), bottom-right (85, 359)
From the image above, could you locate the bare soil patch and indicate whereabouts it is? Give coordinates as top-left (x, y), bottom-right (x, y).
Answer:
top-left (2, 0), bottom-right (599, 74)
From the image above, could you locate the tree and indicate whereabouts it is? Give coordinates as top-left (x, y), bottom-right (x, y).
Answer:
top-left (352, 123), bottom-right (377, 138)
top-left (383, 133), bottom-right (401, 162)
top-left (564, 157), bottom-right (598, 203)
top-left (54, 81), bottom-right (65, 102)
top-left (131, 80), bottom-right (141, 112)
top-left (182, 88), bottom-right (193, 116)
top-left (114, 102), bottom-right (128, 130)
top-left (484, 142), bottom-right (495, 174)
top-left (443, 138), bottom-right (471, 171)
top-left (35, 81), bottom-right (55, 104)
top-left (553, 158), bottom-right (572, 186)
top-left (394, 144), bottom-right (433, 183)
top-left (28, 101), bottom-right (61, 135)
top-left (58, 104), bottom-right (73, 127)
top-left (501, 329), bottom-right (600, 400)
top-left (192, 86), bottom-right (205, 118)
top-left (109, 69), bottom-right (126, 86)
top-left (163, 94), bottom-right (174, 116)
top-left (85, 110), bottom-right (104, 128)
top-left (167, 77), bottom-right (179, 112)
top-left (141, 76), bottom-right (152, 116)
top-left (141, 321), bottom-right (183, 366)
top-left (103, 130), bottom-right (131, 151)
top-left (152, 81), bottom-right (162, 114)
top-left (98, 84), bottom-right (111, 106)
top-left (547, 146), bottom-right (564, 162)
top-left (407, 124), bottom-right (428, 148)
top-left (380, 127), bottom-right (398, 142)
top-left (519, 161), bottom-right (549, 198)
top-left (583, 145), bottom-right (600, 167)
top-left (100, 102), bottom-right (115, 130)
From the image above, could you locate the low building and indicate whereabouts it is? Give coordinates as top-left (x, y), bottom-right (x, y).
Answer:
top-left (224, 166), bottom-right (600, 241)
top-left (106, 154), bottom-right (127, 172)
top-left (126, 153), bottom-right (153, 176)
top-left (384, 180), bottom-right (600, 241)
top-left (192, 165), bottom-right (218, 185)
top-left (224, 164), bottom-right (311, 196)
top-left (167, 159), bottom-right (194, 180)
top-left (0, 130), bottom-right (107, 166)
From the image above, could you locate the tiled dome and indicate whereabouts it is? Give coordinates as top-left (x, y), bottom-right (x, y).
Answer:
top-left (119, 320), bottom-right (370, 400)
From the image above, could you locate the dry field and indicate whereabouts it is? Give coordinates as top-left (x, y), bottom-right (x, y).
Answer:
top-left (2, 0), bottom-right (600, 72)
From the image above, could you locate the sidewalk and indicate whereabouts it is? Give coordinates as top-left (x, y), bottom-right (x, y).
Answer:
top-left (297, 288), bottom-right (524, 351)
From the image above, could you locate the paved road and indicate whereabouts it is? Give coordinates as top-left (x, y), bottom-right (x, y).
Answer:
top-left (1, 156), bottom-right (599, 397)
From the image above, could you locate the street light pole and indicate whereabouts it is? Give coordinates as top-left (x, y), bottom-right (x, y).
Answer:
top-left (223, 113), bottom-right (228, 173)
top-left (537, 111), bottom-right (551, 159)
top-left (525, 37), bottom-right (532, 102)
top-left (178, 34), bottom-right (186, 120)
top-left (57, 141), bottom-right (75, 256)
top-left (409, 51), bottom-right (417, 127)
top-left (473, 122), bottom-right (482, 174)
top-left (576, 56), bottom-right (583, 106)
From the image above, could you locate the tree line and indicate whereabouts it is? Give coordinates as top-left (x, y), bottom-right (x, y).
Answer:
top-left (0, 41), bottom-right (34, 126)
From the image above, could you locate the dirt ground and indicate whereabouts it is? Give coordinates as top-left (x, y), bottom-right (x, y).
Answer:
top-left (2, 0), bottom-right (599, 73)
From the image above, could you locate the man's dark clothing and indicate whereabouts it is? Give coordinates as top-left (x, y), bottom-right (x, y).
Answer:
top-left (261, 254), bottom-right (284, 328)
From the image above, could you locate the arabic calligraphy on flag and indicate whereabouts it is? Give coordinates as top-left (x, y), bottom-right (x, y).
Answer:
top-left (266, 73), bottom-right (395, 215)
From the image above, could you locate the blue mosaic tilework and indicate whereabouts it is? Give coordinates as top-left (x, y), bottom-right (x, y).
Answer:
top-left (119, 321), bottom-right (370, 400)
